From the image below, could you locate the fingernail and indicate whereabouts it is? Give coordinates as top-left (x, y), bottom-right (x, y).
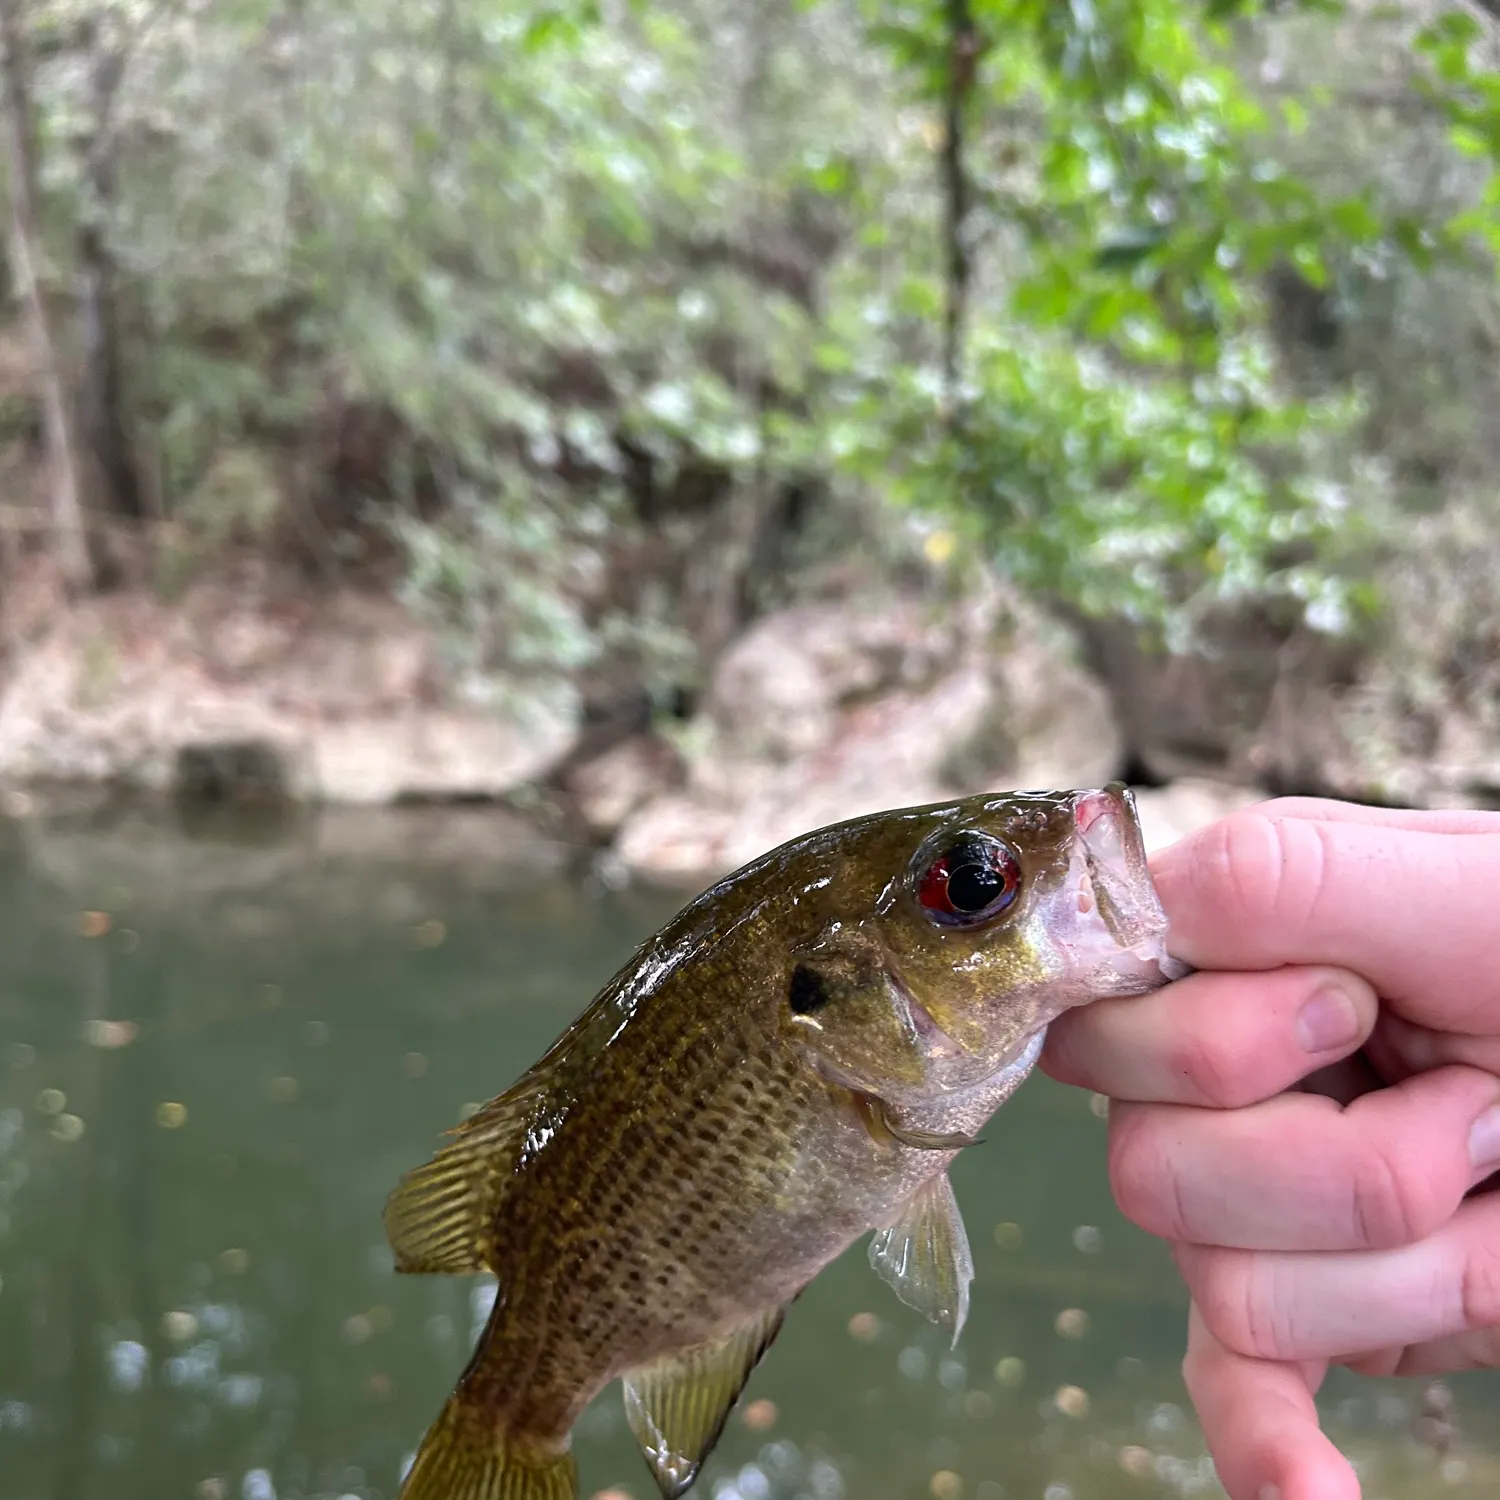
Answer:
top-left (1257, 1486), bottom-right (1281, 1500)
top-left (1296, 984), bottom-right (1361, 1053)
top-left (1468, 1102), bottom-right (1500, 1175)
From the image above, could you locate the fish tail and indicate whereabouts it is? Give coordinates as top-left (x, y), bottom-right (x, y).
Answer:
top-left (399, 1390), bottom-right (577, 1500)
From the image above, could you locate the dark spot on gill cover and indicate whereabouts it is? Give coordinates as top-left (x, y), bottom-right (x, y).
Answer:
top-left (788, 963), bottom-right (831, 1015)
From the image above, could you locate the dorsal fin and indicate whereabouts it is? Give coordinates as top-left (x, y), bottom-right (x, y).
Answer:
top-left (383, 903), bottom-right (736, 1278)
top-left (868, 1171), bottom-right (974, 1345)
top-left (622, 1306), bottom-right (787, 1500)
top-left (384, 988), bottom-right (628, 1275)
top-left (383, 1084), bottom-right (545, 1274)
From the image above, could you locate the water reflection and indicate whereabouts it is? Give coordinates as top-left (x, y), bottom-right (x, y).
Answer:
top-left (0, 799), bottom-right (1496, 1500)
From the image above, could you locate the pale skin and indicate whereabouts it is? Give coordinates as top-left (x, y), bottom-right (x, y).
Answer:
top-left (1040, 797), bottom-right (1500, 1500)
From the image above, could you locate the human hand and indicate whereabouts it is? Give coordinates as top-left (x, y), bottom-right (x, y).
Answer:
top-left (1041, 798), bottom-right (1500, 1500)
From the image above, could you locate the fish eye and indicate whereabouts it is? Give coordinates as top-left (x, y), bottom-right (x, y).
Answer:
top-left (911, 830), bottom-right (1022, 928)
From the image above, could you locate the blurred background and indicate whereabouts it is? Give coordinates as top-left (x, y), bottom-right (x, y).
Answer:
top-left (2, 0), bottom-right (1500, 1497)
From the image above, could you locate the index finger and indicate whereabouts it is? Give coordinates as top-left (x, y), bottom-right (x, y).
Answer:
top-left (1231, 797), bottom-right (1500, 835)
top-left (1152, 804), bottom-right (1500, 1033)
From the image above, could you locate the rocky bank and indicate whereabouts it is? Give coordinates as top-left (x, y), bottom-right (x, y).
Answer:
top-left (1, 563), bottom-right (1495, 885)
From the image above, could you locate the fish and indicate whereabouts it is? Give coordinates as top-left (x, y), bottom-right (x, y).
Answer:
top-left (384, 782), bottom-right (1186, 1500)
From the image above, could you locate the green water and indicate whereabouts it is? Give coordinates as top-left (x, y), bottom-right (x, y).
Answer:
top-left (0, 800), bottom-right (1495, 1500)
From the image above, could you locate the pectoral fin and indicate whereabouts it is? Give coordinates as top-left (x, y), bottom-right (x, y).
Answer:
top-left (622, 1306), bottom-right (787, 1500)
top-left (853, 1091), bottom-right (982, 1152)
top-left (868, 1172), bottom-right (974, 1345)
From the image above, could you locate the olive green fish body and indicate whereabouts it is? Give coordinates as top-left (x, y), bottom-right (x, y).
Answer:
top-left (386, 787), bottom-right (1185, 1500)
top-left (437, 895), bottom-right (944, 1439)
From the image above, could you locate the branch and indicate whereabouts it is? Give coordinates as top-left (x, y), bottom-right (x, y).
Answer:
top-left (65, 0), bottom-right (184, 170)
top-left (940, 0), bottom-right (978, 407)
top-left (81, 16), bottom-right (128, 176)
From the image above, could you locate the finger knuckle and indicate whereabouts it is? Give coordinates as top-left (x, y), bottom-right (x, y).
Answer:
top-left (1204, 809), bottom-right (1328, 942)
top-left (1351, 1140), bottom-right (1448, 1249)
top-left (1167, 1026), bottom-right (1251, 1108)
top-left (1202, 811), bottom-right (1288, 930)
top-left (1460, 1239), bottom-right (1500, 1330)
top-left (1107, 1109), bottom-right (1188, 1238)
top-left (1192, 1254), bottom-right (1293, 1361)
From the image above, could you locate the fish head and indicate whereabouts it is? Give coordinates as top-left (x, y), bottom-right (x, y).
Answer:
top-left (783, 783), bottom-right (1186, 1105)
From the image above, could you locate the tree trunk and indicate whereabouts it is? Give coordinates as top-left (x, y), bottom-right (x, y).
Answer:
top-left (690, 1), bottom-right (779, 667)
top-left (0, 0), bottom-right (92, 591)
top-left (76, 221), bottom-right (142, 517)
top-left (940, 0), bottom-right (977, 408)
top-left (77, 17), bottom-right (144, 519)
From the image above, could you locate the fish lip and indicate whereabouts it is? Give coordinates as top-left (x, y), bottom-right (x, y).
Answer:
top-left (1074, 782), bottom-right (1155, 945)
top-left (1074, 783), bottom-right (1147, 888)
top-left (1061, 782), bottom-right (1191, 987)
top-left (1073, 783), bottom-right (1127, 839)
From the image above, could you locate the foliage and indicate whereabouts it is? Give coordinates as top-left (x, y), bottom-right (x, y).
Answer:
top-left (825, 0), bottom-right (1499, 639)
top-left (845, 332), bottom-right (1379, 642)
top-left (5, 0), bottom-right (1500, 690)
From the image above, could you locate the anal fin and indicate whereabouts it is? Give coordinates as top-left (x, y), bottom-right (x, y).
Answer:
top-left (868, 1172), bottom-right (974, 1345)
top-left (622, 1306), bottom-right (787, 1500)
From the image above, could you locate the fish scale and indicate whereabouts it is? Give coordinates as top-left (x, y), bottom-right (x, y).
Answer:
top-left (385, 786), bottom-right (1185, 1500)
top-left (495, 1002), bottom-right (837, 1434)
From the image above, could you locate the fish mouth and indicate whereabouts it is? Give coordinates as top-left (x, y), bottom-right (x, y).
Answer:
top-left (896, 972), bottom-right (966, 1060)
top-left (1059, 782), bottom-right (1191, 993)
top-left (887, 783), bottom-right (1188, 1072)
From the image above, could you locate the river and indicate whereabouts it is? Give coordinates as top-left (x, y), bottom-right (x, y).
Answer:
top-left (0, 797), bottom-right (1494, 1500)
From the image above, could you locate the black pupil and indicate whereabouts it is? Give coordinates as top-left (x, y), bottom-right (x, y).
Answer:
top-left (945, 845), bottom-right (1004, 912)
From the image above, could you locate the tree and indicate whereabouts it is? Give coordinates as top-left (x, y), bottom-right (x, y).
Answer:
top-left (0, 0), bottom-right (92, 592)
top-left (74, 4), bottom-right (146, 521)
top-left (833, 0), bottom-right (1500, 637)
top-left (2, 0), bottom-right (1498, 677)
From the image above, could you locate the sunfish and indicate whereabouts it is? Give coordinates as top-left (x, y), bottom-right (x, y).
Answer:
top-left (385, 783), bottom-right (1184, 1500)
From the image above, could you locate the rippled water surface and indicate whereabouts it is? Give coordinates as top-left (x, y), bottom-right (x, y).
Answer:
top-left (0, 800), bottom-right (1496, 1500)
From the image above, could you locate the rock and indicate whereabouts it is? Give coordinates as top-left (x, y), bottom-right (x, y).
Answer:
top-left (305, 708), bottom-right (574, 805)
top-left (706, 600), bottom-right (952, 763)
top-left (0, 586), bottom-right (578, 805)
top-left (975, 610), bottom-right (1124, 792)
top-left (710, 662), bottom-right (998, 872)
top-left (614, 794), bottom-right (737, 885)
top-left (1072, 514), bottom-right (1500, 812)
top-left (175, 740), bottom-right (291, 803)
top-left (615, 592), bottom-right (1126, 885)
top-left (1077, 604), bottom-right (1299, 784)
top-left (563, 734), bottom-right (684, 839)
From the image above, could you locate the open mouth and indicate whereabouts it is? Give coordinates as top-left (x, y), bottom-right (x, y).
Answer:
top-left (1070, 783), bottom-right (1191, 982)
top-left (1074, 783), bottom-right (1148, 940)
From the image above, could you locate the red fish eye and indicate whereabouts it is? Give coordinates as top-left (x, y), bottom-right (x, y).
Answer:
top-left (913, 831), bottom-right (1022, 927)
